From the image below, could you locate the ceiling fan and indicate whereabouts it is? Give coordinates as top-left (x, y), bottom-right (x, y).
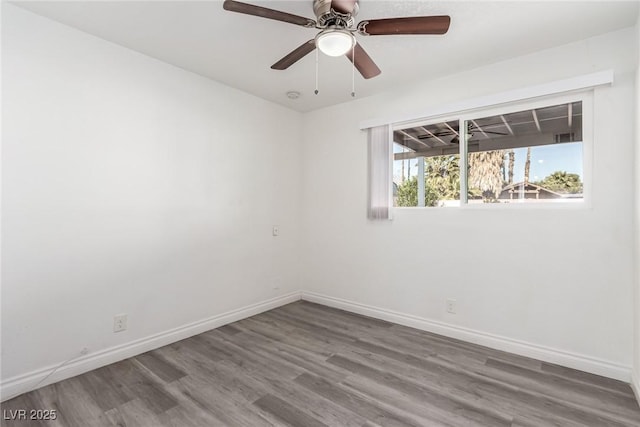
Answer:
top-left (412, 122), bottom-right (509, 144)
top-left (422, 123), bottom-right (509, 138)
top-left (223, 0), bottom-right (451, 80)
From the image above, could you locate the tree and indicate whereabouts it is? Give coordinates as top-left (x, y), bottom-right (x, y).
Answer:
top-left (396, 155), bottom-right (459, 207)
top-left (468, 150), bottom-right (505, 201)
top-left (535, 171), bottom-right (583, 194)
top-left (396, 176), bottom-right (439, 207)
top-left (507, 150), bottom-right (515, 184)
top-left (424, 155), bottom-right (460, 201)
top-left (524, 147), bottom-right (531, 184)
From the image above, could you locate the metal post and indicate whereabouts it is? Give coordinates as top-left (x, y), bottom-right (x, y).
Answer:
top-left (418, 156), bottom-right (425, 207)
top-left (459, 119), bottom-right (468, 205)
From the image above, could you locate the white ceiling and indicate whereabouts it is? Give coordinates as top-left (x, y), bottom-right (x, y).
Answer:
top-left (10, 0), bottom-right (639, 112)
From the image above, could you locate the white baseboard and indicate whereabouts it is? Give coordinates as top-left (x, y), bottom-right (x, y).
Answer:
top-left (301, 291), bottom-right (632, 383)
top-left (0, 291), bottom-right (301, 402)
top-left (3, 289), bottom-right (632, 402)
top-left (632, 372), bottom-right (640, 407)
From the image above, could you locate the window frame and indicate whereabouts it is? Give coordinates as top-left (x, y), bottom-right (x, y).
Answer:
top-left (391, 90), bottom-right (593, 210)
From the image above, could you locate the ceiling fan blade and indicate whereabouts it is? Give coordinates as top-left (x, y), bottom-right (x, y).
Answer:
top-left (331, 0), bottom-right (358, 14)
top-left (345, 43), bottom-right (381, 79)
top-left (223, 0), bottom-right (316, 27)
top-left (358, 16), bottom-right (451, 36)
top-left (419, 132), bottom-right (454, 139)
top-left (271, 40), bottom-right (316, 70)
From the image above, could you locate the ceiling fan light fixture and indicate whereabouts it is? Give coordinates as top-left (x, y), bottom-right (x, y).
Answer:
top-left (315, 29), bottom-right (355, 57)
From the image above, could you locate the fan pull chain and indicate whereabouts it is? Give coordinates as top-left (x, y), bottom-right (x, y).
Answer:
top-left (314, 48), bottom-right (319, 95)
top-left (351, 44), bottom-right (356, 97)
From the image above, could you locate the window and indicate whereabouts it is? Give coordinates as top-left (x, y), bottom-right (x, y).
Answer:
top-left (393, 120), bottom-right (461, 207)
top-left (466, 101), bottom-right (583, 204)
top-left (392, 96), bottom-right (586, 207)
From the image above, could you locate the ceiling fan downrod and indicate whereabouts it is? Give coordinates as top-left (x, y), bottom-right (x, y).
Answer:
top-left (315, 48), bottom-right (319, 95)
top-left (313, 0), bottom-right (358, 28)
top-left (351, 43), bottom-right (355, 98)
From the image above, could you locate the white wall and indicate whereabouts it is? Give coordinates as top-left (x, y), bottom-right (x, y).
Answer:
top-left (301, 27), bottom-right (637, 380)
top-left (2, 1), bottom-right (638, 401)
top-left (1, 3), bottom-right (302, 391)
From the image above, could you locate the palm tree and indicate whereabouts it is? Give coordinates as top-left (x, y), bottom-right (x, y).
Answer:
top-left (524, 147), bottom-right (531, 184)
top-left (508, 150), bottom-right (515, 184)
top-left (468, 150), bottom-right (505, 201)
top-left (425, 155), bottom-right (460, 200)
top-left (396, 155), bottom-right (460, 207)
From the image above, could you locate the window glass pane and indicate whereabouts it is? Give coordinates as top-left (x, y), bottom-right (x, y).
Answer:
top-left (393, 120), bottom-right (461, 207)
top-left (466, 101), bottom-right (583, 204)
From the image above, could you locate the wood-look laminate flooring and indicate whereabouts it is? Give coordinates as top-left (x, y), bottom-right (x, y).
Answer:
top-left (2, 301), bottom-right (639, 426)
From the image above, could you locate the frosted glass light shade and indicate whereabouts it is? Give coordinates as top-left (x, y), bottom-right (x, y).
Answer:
top-left (316, 30), bottom-right (355, 57)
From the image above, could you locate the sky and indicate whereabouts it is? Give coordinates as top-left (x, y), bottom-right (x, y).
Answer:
top-left (517, 142), bottom-right (582, 182)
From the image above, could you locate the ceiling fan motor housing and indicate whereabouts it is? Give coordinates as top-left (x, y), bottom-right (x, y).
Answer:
top-left (313, 0), bottom-right (358, 28)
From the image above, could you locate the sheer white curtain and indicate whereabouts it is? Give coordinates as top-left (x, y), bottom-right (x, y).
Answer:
top-left (367, 125), bottom-right (392, 220)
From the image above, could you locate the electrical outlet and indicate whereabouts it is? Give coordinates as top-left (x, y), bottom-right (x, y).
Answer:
top-left (272, 225), bottom-right (279, 236)
top-left (80, 347), bottom-right (89, 356)
top-left (446, 299), bottom-right (457, 314)
top-left (113, 314), bottom-right (127, 332)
